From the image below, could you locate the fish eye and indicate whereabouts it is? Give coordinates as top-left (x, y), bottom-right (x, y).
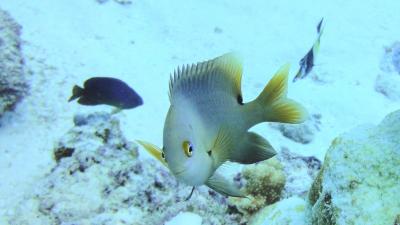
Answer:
top-left (182, 141), bottom-right (193, 157)
top-left (161, 152), bottom-right (165, 159)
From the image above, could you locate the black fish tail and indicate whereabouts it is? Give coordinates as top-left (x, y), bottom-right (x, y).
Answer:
top-left (68, 85), bottom-right (84, 102)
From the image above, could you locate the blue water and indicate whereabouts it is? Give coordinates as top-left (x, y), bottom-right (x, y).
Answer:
top-left (0, 1), bottom-right (399, 224)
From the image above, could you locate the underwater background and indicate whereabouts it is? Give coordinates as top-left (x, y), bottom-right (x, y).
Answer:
top-left (0, 0), bottom-right (399, 224)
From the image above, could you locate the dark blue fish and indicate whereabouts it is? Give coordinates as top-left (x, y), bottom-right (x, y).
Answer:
top-left (293, 18), bottom-right (324, 82)
top-left (68, 77), bottom-right (143, 109)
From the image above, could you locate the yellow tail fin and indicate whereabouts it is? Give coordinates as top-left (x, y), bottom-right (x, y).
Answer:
top-left (256, 64), bottom-right (308, 123)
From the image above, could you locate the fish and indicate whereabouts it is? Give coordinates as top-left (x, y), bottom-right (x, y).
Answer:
top-left (68, 77), bottom-right (143, 109)
top-left (293, 18), bottom-right (325, 82)
top-left (137, 53), bottom-right (307, 197)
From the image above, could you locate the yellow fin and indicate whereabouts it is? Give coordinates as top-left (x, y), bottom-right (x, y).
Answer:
top-left (168, 53), bottom-right (243, 104)
top-left (136, 140), bottom-right (167, 167)
top-left (230, 132), bottom-right (276, 164)
top-left (214, 52), bottom-right (243, 95)
top-left (205, 171), bottom-right (246, 198)
top-left (256, 64), bottom-right (308, 123)
top-left (211, 126), bottom-right (234, 166)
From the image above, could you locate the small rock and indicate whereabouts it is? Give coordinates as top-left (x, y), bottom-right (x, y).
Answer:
top-left (165, 212), bottom-right (202, 225)
top-left (375, 42), bottom-right (400, 101)
top-left (249, 196), bottom-right (307, 225)
top-left (381, 42), bottom-right (400, 74)
top-left (214, 27), bottom-right (223, 34)
top-left (375, 72), bottom-right (400, 101)
top-left (270, 114), bottom-right (321, 144)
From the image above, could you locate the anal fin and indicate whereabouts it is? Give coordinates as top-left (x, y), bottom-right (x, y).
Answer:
top-left (230, 132), bottom-right (276, 164)
top-left (205, 172), bottom-right (245, 197)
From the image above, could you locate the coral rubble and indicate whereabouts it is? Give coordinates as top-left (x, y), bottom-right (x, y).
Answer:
top-left (9, 112), bottom-right (242, 225)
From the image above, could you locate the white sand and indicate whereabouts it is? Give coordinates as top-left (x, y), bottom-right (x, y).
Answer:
top-left (0, 0), bottom-right (399, 223)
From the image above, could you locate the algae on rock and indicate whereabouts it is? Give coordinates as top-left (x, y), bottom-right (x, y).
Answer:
top-left (230, 158), bottom-right (286, 217)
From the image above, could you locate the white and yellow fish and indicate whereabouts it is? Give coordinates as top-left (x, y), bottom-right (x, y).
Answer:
top-left (138, 53), bottom-right (307, 197)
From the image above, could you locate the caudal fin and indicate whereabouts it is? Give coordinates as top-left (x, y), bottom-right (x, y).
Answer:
top-left (256, 64), bottom-right (307, 123)
top-left (68, 85), bottom-right (84, 102)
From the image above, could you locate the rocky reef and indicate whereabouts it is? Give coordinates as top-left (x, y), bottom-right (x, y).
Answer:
top-left (307, 109), bottom-right (400, 225)
top-left (0, 9), bottom-right (27, 120)
top-left (249, 110), bottom-right (400, 225)
top-left (8, 109), bottom-right (400, 225)
top-left (8, 112), bottom-right (243, 225)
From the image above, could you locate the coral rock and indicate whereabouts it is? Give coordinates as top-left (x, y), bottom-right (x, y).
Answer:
top-left (307, 110), bottom-right (400, 225)
top-left (230, 158), bottom-right (286, 217)
top-left (9, 112), bottom-right (243, 225)
top-left (278, 148), bottom-right (321, 199)
top-left (0, 9), bottom-right (27, 119)
top-left (270, 114), bottom-right (321, 144)
top-left (249, 196), bottom-right (307, 225)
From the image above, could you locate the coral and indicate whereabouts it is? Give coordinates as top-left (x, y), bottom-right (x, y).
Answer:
top-left (270, 114), bottom-right (321, 144)
top-left (0, 9), bottom-right (28, 119)
top-left (278, 148), bottom-right (321, 199)
top-left (306, 110), bottom-right (400, 225)
top-left (249, 196), bottom-right (307, 225)
top-left (9, 112), bottom-right (243, 225)
top-left (230, 158), bottom-right (286, 217)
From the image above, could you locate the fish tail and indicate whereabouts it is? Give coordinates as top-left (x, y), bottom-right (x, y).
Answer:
top-left (68, 85), bottom-right (84, 102)
top-left (255, 64), bottom-right (308, 123)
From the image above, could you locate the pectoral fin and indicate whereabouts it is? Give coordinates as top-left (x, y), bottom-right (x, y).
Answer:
top-left (205, 172), bottom-right (246, 197)
top-left (230, 132), bottom-right (276, 164)
top-left (136, 140), bottom-right (167, 167)
top-left (211, 126), bottom-right (234, 165)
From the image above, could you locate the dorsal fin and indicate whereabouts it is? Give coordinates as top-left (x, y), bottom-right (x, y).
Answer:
top-left (168, 53), bottom-right (243, 104)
